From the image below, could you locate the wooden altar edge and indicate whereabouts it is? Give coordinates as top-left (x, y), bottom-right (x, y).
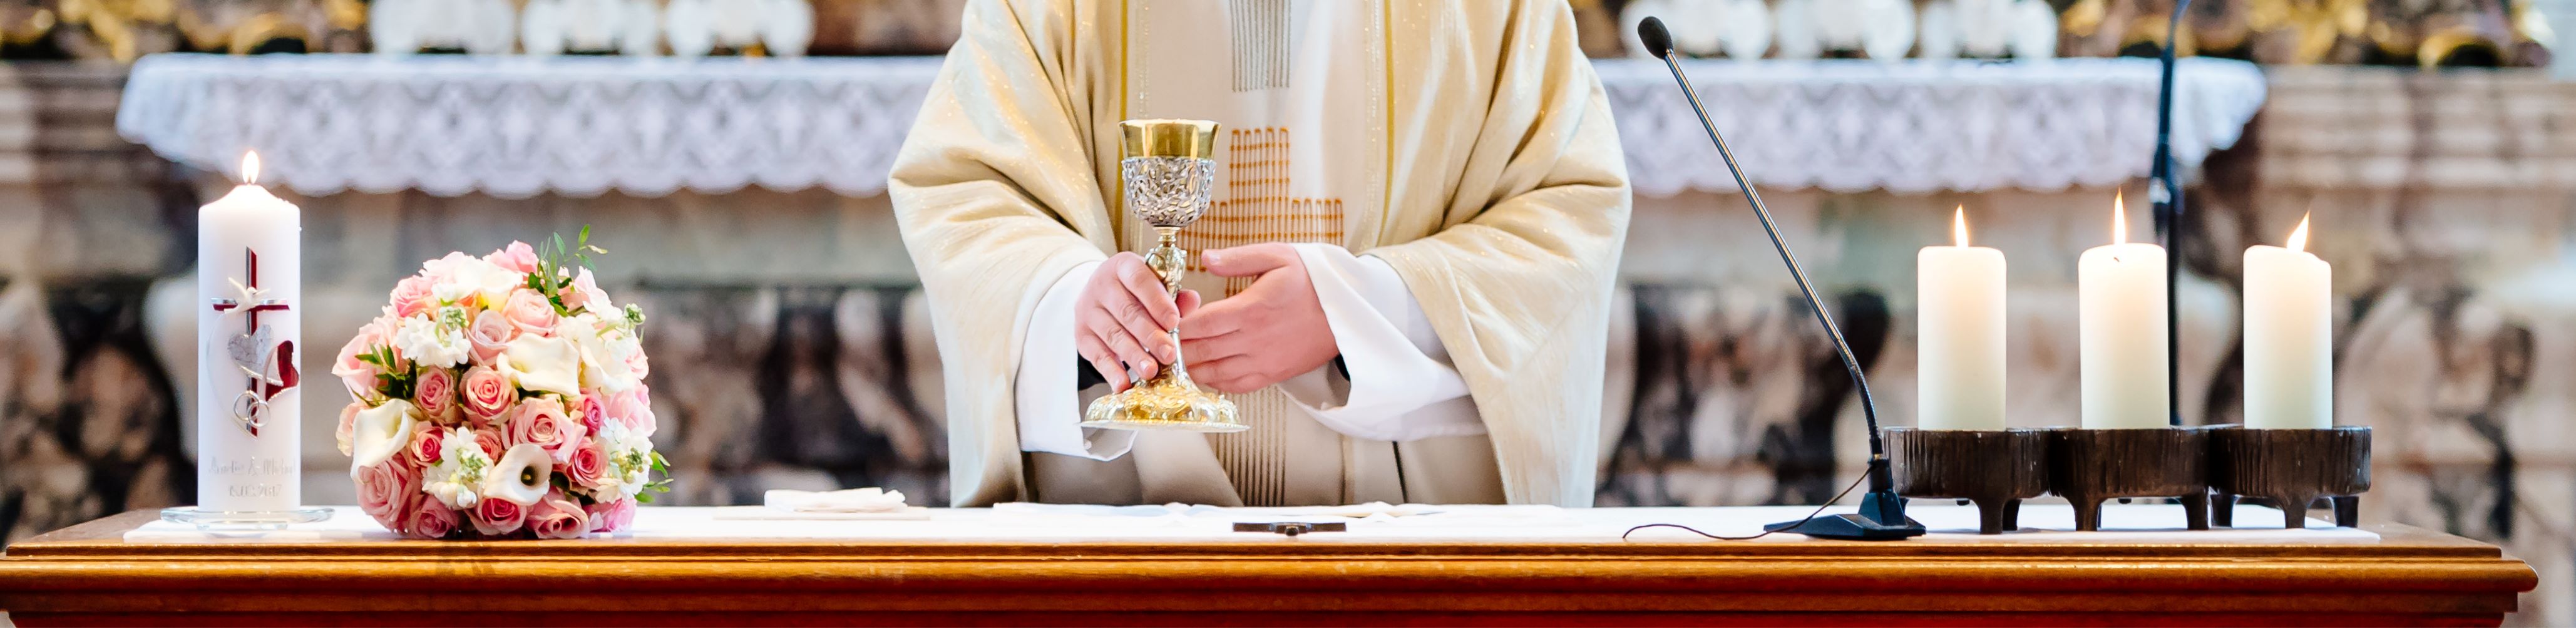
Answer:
top-left (0, 510), bottom-right (2538, 625)
top-left (0, 511), bottom-right (2524, 562)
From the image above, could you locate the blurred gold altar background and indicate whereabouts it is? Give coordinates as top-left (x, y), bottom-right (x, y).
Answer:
top-left (0, 0), bottom-right (2570, 624)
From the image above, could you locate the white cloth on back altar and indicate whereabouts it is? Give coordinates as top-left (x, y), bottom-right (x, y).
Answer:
top-left (122, 503), bottom-right (2372, 543)
top-left (115, 54), bottom-right (2264, 199)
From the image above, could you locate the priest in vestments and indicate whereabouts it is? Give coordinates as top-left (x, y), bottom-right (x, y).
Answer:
top-left (890, 0), bottom-right (1631, 507)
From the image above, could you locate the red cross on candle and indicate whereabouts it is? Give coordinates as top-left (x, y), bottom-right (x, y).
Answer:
top-left (210, 247), bottom-right (298, 436)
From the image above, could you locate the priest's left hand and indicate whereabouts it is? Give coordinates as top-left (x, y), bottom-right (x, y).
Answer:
top-left (1181, 244), bottom-right (1338, 394)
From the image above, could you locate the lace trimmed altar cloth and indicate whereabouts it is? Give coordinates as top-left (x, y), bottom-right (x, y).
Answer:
top-left (114, 54), bottom-right (2265, 199)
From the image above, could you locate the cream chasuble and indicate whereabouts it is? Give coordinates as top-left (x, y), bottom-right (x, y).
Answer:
top-left (890, 0), bottom-right (1631, 507)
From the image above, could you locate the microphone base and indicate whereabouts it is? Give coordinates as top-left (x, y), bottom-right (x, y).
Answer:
top-left (1764, 490), bottom-right (1926, 541)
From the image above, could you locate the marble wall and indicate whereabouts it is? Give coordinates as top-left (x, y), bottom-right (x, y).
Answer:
top-left (0, 64), bottom-right (2570, 624)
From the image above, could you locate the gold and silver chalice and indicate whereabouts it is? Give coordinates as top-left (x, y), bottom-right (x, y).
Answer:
top-left (1079, 119), bottom-right (1244, 433)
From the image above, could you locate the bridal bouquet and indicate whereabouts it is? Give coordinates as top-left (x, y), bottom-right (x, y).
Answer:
top-left (334, 229), bottom-right (668, 539)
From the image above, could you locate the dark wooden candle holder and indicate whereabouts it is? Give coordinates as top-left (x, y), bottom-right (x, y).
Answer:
top-left (2046, 426), bottom-right (2213, 532)
top-left (2208, 425), bottom-right (2373, 529)
top-left (1887, 427), bottom-right (2051, 534)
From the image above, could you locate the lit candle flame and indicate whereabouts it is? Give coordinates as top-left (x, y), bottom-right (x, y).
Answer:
top-left (1953, 205), bottom-right (1969, 247)
top-left (2111, 191), bottom-right (2127, 245)
top-left (2287, 212), bottom-right (2311, 253)
top-left (240, 151), bottom-right (261, 185)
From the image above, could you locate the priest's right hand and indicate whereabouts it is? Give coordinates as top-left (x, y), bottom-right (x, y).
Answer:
top-left (1076, 252), bottom-right (1203, 391)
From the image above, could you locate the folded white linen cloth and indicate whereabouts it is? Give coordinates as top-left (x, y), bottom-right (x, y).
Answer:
top-left (764, 487), bottom-right (908, 513)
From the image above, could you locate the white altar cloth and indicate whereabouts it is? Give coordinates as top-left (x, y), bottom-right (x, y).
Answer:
top-left (115, 54), bottom-right (2266, 198)
top-left (123, 503), bottom-right (2371, 544)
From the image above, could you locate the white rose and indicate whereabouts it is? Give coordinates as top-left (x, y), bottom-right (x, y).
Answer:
top-left (499, 334), bottom-right (584, 397)
top-left (423, 254), bottom-right (521, 306)
top-left (392, 316), bottom-right (471, 369)
top-left (348, 399), bottom-right (420, 476)
top-left (482, 443), bottom-right (554, 506)
top-left (565, 314), bottom-right (640, 392)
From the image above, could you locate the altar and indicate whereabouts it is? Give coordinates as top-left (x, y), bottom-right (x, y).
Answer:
top-left (0, 503), bottom-right (2538, 625)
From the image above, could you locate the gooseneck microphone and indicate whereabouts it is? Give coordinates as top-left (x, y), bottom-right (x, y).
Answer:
top-left (1636, 16), bottom-right (1923, 540)
top-left (2152, 1), bottom-right (2190, 426)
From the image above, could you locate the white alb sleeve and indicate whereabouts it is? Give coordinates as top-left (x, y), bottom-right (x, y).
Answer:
top-left (1273, 243), bottom-right (1484, 442)
top-left (1012, 260), bottom-right (1137, 460)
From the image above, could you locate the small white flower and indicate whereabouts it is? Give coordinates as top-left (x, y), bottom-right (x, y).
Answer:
top-left (348, 399), bottom-right (420, 477)
top-left (423, 426), bottom-right (491, 509)
top-left (482, 443), bottom-right (554, 506)
top-left (392, 316), bottom-right (472, 369)
top-left (500, 334), bottom-right (584, 396)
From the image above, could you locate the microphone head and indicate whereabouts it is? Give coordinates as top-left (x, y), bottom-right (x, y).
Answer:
top-left (1636, 16), bottom-right (1674, 58)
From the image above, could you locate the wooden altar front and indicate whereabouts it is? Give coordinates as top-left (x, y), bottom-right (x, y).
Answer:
top-left (0, 505), bottom-right (2540, 626)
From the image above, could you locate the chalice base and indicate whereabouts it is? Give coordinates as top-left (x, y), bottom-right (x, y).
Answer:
top-left (1080, 376), bottom-right (1244, 433)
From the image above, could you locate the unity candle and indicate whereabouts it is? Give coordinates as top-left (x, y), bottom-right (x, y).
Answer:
top-left (195, 152), bottom-right (304, 513)
top-left (1917, 207), bottom-right (2006, 430)
top-left (2077, 193), bottom-right (2170, 429)
top-left (2243, 215), bottom-right (2332, 429)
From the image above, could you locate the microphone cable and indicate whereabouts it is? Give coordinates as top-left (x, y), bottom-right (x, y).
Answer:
top-left (1621, 469), bottom-right (1872, 541)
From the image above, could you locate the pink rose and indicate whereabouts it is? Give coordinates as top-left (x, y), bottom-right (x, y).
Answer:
top-left (526, 490), bottom-right (591, 540)
top-left (475, 426), bottom-right (507, 460)
top-left (564, 438), bottom-right (609, 488)
top-left (354, 459), bottom-right (418, 528)
top-left (576, 391), bottom-right (607, 433)
top-left (486, 241), bottom-right (541, 274)
top-left (609, 386), bottom-right (657, 437)
top-left (586, 498), bottom-right (635, 533)
top-left (388, 275), bottom-right (434, 319)
top-left (468, 493), bottom-right (526, 536)
top-left (467, 309), bottom-right (517, 363)
top-left (565, 267), bottom-right (613, 312)
top-left (336, 402), bottom-right (361, 456)
top-left (402, 495), bottom-right (459, 539)
top-left (407, 425), bottom-right (445, 466)
top-left (460, 366), bottom-right (513, 425)
top-left (412, 367), bottom-right (459, 425)
top-left (331, 319), bottom-right (396, 398)
top-left (501, 289), bottom-right (560, 336)
top-left (622, 343), bottom-right (650, 381)
top-left (508, 396), bottom-right (586, 459)
top-left (419, 251), bottom-right (475, 285)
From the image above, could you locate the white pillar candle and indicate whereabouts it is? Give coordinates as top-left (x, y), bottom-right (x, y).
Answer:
top-left (195, 152), bottom-right (304, 512)
top-left (2243, 215), bottom-right (2332, 429)
top-left (1917, 207), bottom-right (2006, 430)
top-left (2078, 193), bottom-right (2170, 429)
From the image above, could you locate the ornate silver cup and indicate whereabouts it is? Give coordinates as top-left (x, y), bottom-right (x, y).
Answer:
top-left (1079, 119), bottom-right (1244, 433)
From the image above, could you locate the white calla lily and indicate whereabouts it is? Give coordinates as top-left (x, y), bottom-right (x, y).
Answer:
top-left (500, 334), bottom-right (584, 396)
top-left (482, 443), bottom-right (554, 506)
top-left (347, 399), bottom-right (420, 477)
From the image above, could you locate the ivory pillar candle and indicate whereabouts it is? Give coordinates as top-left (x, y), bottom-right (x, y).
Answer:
top-left (195, 152), bottom-right (304, 512)
top-left (2243, 215), bottom-right (2332, 429)
top-left (2078, 193), bottom-right (2170, 429)
top-left (1917, 207), bottom-right (2006, 430)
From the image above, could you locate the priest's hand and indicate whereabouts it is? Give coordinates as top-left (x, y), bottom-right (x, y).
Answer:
top-left (1077, 252), bottom-right (1202, 391)
top-left (1181, 244), bottom-right (1338, 394)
